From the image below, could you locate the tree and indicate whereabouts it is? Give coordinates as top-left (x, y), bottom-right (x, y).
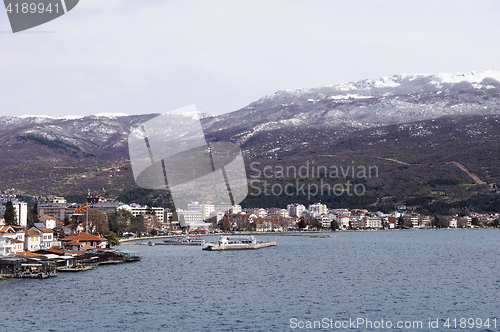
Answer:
top-left (78, 208), bottom-right (108, 234)
top-left (298, 217), bottom-right (306, 230)
top-left (108, 209), bottom-right (135, 236)
top-left (381, 218), bottom-right (388, 229)
top-left (130, 215), bottom-right (148, 237)
top-left (146, 202), bottom-right (155, 215)
top-left (331, 219), bottom-right (339, 230)
top-left (403, 216), bottom-right (413, 229)
top-left (103, 231), bottom-right (120, 246)
top-left (471, 217), bottom-right (481, 227)
top-left (27, 205), bottom-right (40, 229)
top-left (494, 219), bottom-right (500, 228)
top-left (397, 216), bottom-right (404, 229)
top-left (432, 216), bottom-right (441, 229)
top-left (220, 214), bottom-right (232, 231)
top-left (4, 201), bottom-right (17, 226)
top-left (311, 218), bottom-right (321, 229)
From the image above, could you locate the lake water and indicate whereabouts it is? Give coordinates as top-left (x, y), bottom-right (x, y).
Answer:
top-left (1, 229), bottom-right (500, 331)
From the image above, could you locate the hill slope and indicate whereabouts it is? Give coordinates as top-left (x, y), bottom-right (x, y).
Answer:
top-left (1, 70), bottom-right (500, 212)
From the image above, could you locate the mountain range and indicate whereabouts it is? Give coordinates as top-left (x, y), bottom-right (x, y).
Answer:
top-left (2, 69), bottom-right (500, 213)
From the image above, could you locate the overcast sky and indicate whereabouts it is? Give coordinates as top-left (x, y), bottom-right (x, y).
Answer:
top-left (0, 0), bottom-right (499, 117)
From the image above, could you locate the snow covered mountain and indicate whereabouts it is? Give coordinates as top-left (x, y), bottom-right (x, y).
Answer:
top-left (1, 69), bottom-right (500, 198)
top-left (205, 69), bottom-right (500, 140)
top-left (3, 69), bottom-right (500, 155)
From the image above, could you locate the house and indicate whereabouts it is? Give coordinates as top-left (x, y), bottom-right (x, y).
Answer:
top-left (317, 215), bottom-right (332, 228)
top-left (404, 214), bottom-right (419, 228)
top-left (60, 232), bottom-right (108, 250)
top-left (39, 215), bottom-right (57, 229)
top-left (0, 226), bottom-right (24, 254)
top-left (336, 215), bottom-right (352, 230)
top-left (0, 225), bottom-right (17, 240)
top-left (10, 238), bottom-right (24, 253)
top-left (31, 225), bottom-right (55, 249)
top-left (0, 235), bottom-right (12, 255)
top-left (363, 217), bottom-right (382, 229)
top-left (387, 216), bottom-right (397, 229)
top-left (62, 224), bottom-right (76, 236)
top-left (14, 231), bottom-right (25, 247)
top-left (24, 230), bottom-right (41, 251)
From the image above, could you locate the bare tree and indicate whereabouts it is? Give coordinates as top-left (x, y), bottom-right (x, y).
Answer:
top-left (78, 208), bottom-right (108, 234)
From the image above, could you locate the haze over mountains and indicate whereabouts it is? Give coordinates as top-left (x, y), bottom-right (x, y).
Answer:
top-left (2, 70), bottom-right (500, 212)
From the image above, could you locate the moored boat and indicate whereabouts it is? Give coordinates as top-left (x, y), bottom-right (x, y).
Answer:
top-left (163, 236), bottom-right (206, 245)
top-left (202, 235), bottom-right (276, 251)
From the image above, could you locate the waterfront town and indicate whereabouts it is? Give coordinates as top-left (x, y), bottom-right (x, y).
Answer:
top-left (0, 192), bottom-right (498, 279)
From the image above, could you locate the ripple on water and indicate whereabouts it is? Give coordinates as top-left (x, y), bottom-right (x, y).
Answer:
top-left (1, 230), bottom-right (500, 331)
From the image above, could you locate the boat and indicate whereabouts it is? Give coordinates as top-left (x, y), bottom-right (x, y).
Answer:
top-left (202, 235), bottom-right (276, 251)
top-left (163, 236), bottom-right (206, 245)
top-left (148, 241), bottom-right (155, 246)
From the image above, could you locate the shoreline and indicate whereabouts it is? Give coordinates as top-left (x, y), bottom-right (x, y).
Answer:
top-left (118, 227), bottom-right (495, 244)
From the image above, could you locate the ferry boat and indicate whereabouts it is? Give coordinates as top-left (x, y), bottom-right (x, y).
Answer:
top-left (163, 236), bottom-right (206, 245)
top-left (202, 235), bottom-right (276, 251)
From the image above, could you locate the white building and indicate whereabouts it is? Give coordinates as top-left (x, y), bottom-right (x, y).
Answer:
top-left (308, 203), bottom-right (328, 217)
top-left (337, 215), bottom-right (352, 230)
top-left (118, 204), bottom-right (165, 223)
top-left (39, 215), bottom-right (57, 229)
top-left (214, 203), bottom-right (241, 215)
top-left (331, 209), bottom-right (351, 216)
top-left (175, 202), bottom-right (217, 229)
top-left (287, 204), bottom-right (306, 217)
top-left (363, 217), bottom-right (382, 228)
top-left (24, 230), bottom-right (41, 251)
top-left (0, 236), bottom-right (12, 255)
top-left (188, 202), bottom-right (215, 219)
top-left (317, 215), bottom-right (332, 228)
top-left (32, 224), bottom-right (55, 249)
top-left (231, 205), bottom-right (242, 214)
top-left (0, 200), bottom-right (28, 227)
top-left (267, 208), bottom-right (289, 218)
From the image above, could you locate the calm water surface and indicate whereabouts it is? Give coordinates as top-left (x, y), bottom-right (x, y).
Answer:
top-left (1, 229), bottom-right (500, 331)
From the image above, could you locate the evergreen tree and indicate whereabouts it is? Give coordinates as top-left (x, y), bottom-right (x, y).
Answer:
top-left (331, 219), bottom-right (339, 230)
top-left (4, 201), bottom-right (17, 226)
top-left (397, 216), bottom-right (404, 229)
top-left (298, 217), bottom-right (306, 229)
top-left (146, 202), bottom-right (155, 215)
top-left (432, 216), bottom-right (441, 229)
